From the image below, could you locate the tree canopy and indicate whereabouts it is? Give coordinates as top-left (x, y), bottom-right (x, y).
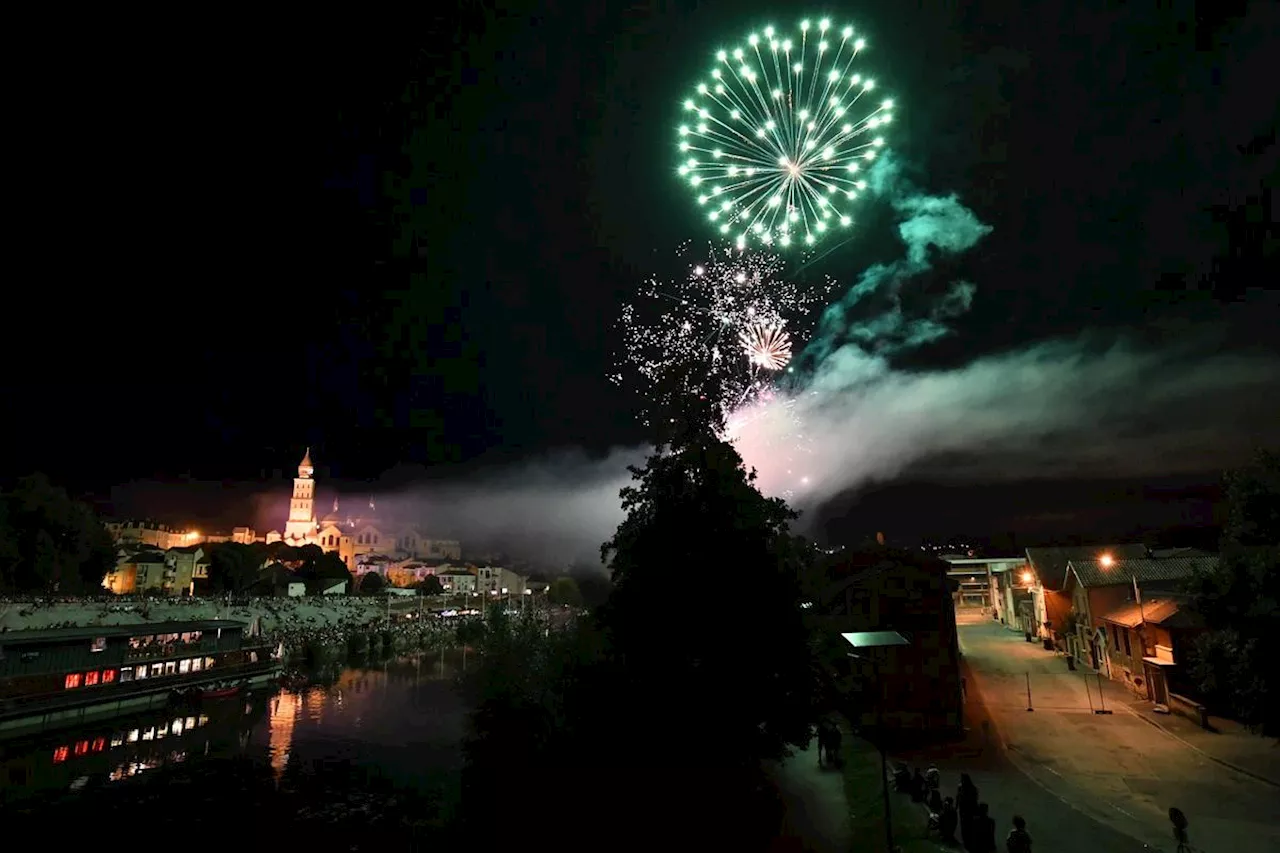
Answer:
top-left (1187, 449), bottom-right (1280, 734)
top-left (207, 542), bottom-right (267, 593)
top-left (597, 401), bottom-right (818, 767)
top-left (0, 474), bottom-right (115, 593)
top-left (416, 575), bottom-right (444, 596)
top-left (459, 399), bottom-right (814, 847)
top-left (358, 570), bottom-right (386, 594)
top-left (547, 575), bottom-right (583, 608)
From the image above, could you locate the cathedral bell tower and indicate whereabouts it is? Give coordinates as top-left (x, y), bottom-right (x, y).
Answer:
top-left (283, 447), bottom-right (317, 543)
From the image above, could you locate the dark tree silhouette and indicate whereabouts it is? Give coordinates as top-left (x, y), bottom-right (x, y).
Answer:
top-left (1187, 449), bottom-right (1280, 733)
top-left (598, 395), bottom-right (818, 767)
top-left (206, 542), bottom-right (266, 593)
top-left (0, 474), bottom-right (115, 593)
top-left (458, 394), bottom-right (806, 849)
top-left (548, 576), bottom-right (583, 608)
top-left (358, 571), bottom-right (386, 594)
top-left (417, 575), bottom-right (445, 596)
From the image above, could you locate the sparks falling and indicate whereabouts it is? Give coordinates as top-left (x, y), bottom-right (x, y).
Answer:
top-left (612, 242), bottom-right (834, 427)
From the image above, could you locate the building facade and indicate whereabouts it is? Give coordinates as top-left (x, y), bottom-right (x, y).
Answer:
top-left (813, 549), bottom-right (964, 738)
top-left (941, 556), bottom-right (1027, 614)
top-left (105, 521), bottom-right (202, 551)
top-left (265, 449), bottom-right (463, 572)
top-left (1061, 554), bottom-right (1214, 675)
top-left (475, 566), bottom-right (527, 597)
top-left (439, 569), bottom-right (478, 594)
top-left (102, 547), bottom-right (211, 596)
top-left (1024, 544), bottom-right (1148, 642)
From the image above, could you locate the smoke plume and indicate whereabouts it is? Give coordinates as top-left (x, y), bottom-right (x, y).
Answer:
top-left (386, 157), bottom-right (1278, 565)
top-left (733, 155), bottom-right (1280, 507)
top-left (385, 448), bottom-right (641, 569)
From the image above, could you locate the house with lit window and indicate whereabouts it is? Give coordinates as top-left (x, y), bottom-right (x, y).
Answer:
top-left (1023, 544), bottom-right (1147, 643)
top-left (385, 558), bottom-right (454, 588)
top-left (1094, 592), bottom-right (1206, 708)
top-left (103, 551), bottom-right (169, 595)
top-left (353, 553), bottom-right (395, 578)
top-left (439, 568), bottom-right (478, 594)
top-left (166, 546), bottom-right (210, 596)
top-left (475, 566), bottom-right (528, 598)
top-left (1061, 554), bottom-right (1214, 674)
top-left (105, 520), bottom-right (203, 550)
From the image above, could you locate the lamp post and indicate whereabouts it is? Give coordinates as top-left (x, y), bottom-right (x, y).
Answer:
top-left (842, 630), bottom-right (910, 853)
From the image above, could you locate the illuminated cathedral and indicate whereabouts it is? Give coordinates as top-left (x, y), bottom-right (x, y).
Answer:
top-left (265, 449), bottom-right (461, 569)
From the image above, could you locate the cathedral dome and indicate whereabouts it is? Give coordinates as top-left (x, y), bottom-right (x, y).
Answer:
top-left (320, 497), bottom-right (342, 526)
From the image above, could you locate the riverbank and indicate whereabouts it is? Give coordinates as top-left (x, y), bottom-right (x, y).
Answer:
top-left (0, 595), bottom-right (384, 632)
top-left (0, 596), bottom-right (463, 660)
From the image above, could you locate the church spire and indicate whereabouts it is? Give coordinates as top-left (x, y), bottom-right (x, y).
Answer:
top-left (299, 447), bottom-right (314, 479)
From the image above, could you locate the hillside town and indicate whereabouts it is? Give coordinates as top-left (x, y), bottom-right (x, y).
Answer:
top-left (96, 450), bottom-right (532, 600)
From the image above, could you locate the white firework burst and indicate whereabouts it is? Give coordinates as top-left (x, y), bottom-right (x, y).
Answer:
top-left (613, 243), bottom-right (833, 426)
top-left (739, 323), bottom-right (792, 370)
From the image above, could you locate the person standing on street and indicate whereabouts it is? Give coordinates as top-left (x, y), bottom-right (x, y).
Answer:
top-left (957, 772), bottom-right (979, 848)
top-left (1006, 815), bottom-right (1032, 853)
top-left (974, 803), bottom-right (997, 853)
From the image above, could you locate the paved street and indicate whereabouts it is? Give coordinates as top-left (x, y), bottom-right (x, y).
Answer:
top-left (768, 741), bottom-right (852, 853)
top-left (891, 630), bottom-right (1146, 852)
top-left (959, 619), bottom-right (1280, 853)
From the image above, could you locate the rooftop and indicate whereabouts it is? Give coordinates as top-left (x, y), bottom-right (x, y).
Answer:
top-left (1025, 544), bottom-right (1148, 590)
top-left (1066, 555), bottom-right (1217, 589)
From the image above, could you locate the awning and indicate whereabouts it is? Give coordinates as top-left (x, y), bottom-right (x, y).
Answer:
top-left (1142, 656), bottom-right (1177, 667)
top-left (1097, 597), bottom-right (1182, 628)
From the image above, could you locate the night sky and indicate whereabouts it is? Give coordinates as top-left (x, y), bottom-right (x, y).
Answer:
top-left (8, 1), bottom-right (1276, 548)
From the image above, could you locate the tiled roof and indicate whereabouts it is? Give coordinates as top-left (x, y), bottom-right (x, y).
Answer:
top-left (1025, 544), bottom-right (1147, 591)
top-left (1067, 556), bottom-right (1217, 589)
top-left (1148, 547), bottom-right (1213, 559)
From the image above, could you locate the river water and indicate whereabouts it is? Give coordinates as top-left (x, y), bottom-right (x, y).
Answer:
top-left (0, 649), bottom-right (470, 845)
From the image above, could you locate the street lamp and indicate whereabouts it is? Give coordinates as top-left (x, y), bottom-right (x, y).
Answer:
top-left (842, 630), bottom-right (910, 853)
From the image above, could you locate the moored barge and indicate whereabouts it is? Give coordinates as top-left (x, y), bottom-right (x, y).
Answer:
top-left (0, 619), bottom-right (281, 739)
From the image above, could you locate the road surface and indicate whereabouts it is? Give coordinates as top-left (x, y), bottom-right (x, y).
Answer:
top-left (958, 619), bottom-right (1279, 853)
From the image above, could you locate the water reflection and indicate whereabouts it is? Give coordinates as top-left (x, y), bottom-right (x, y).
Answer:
top-left (268, 691), bottom-right (299, 780)
top-left (1, 698), bottom-right (262, 808)
top-left (3, 649), bottom-right (468, 819)
top-left (262, 650), bottom-right (467, 784)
